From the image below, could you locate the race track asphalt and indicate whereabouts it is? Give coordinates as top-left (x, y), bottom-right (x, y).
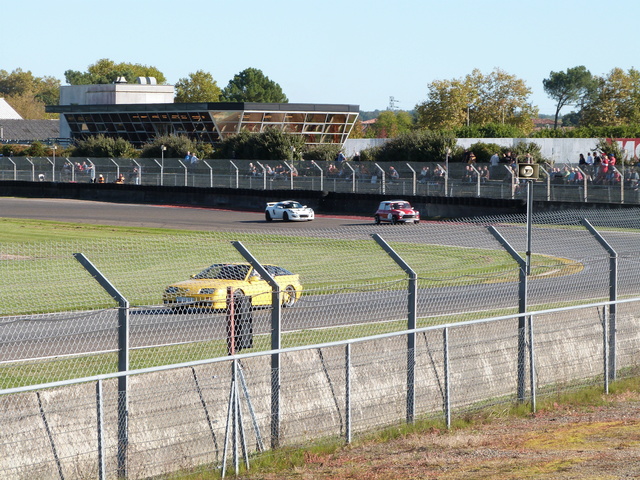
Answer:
top-left (0, 197), bottom-right (372, 231)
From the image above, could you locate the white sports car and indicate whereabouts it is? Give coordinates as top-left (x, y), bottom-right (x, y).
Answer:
top-left (265, 200), bottom-right (314, 222)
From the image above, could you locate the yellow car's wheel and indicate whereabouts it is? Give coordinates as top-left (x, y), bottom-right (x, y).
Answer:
top-left (282, 285), bottom-right (297, 307)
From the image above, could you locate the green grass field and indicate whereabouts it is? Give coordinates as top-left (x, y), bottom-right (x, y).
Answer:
top-left (0, 217), bottom-right (582, 388)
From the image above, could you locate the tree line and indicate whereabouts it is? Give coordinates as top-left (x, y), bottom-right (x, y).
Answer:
top-left (4, 59), bottom-right (640, 141)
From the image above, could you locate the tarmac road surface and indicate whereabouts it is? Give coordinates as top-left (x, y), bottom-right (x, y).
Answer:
top-left (0, 197), bottom-right (372, 231)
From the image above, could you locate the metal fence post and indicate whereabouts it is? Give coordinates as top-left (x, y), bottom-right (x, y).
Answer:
top-left (405, 163), bottom-right (416, 196)
top-left (229, 160), bottom-right (239, 188)
top-left (487, 226), bottom-right (528, 403)
top-left (576, 166), bottom-right (589, 202)
top-left (374, 163), bottom-right (386, 195)
top-left (178, 159), bottom-right (188, 186)
top-left (73, 253), bottom-right (129, 478)
top-left (528, 315), bottom-right (536, 412)
top-left (203, 160), bottom-right (214, 188)
top-left (96, 380), bottom-right (106, 480)
top-left (345, 343), bottom-right (352, 444)
top-left (343, 161), bottom-right (356, 192)
top-left (371, 233), bottom-right (417, 423)
top-left (581, 219), bottom-right (618, 382)
top-left (443, 327), bottom-right (450, 429)
top-left (539, 166), bottom-right (551, 201)
top-left (230, 241), bottom-right (282, 448)
top-left (310, 161), bottom-right (324, 191)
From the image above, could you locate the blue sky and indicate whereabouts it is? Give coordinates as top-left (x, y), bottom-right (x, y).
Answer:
top-left (5, 0), bottom-right (640, 115)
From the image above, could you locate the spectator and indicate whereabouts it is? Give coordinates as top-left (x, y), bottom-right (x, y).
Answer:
top-left (628, 168), bottom-right (639, 189)
top-left (418, 166), bottom-right (431, 184)
top-left (265, 164), bottom-right (274, 178)
top-left (481, 165), bottom-right (490, 182)
top-left (585, 152), bottom-right (594, 176)
top-left (490, 152), bottom-right (500, 177)
top-left (129, 167), bottom-right (140, 185)
top-left (464, 150), bottom-right (477, 164)
top-left (388, 166), bottom-right (400, 183)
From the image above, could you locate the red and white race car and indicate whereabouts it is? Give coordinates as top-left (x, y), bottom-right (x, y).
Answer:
top-left (374, 200), bottom-right (420, 224)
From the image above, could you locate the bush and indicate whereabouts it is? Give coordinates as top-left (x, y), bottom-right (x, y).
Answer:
top-left (139, 135), bottom-right (200, 159)
top-left (511, 142), bottom-right (546, 163)
top-left (303, 144), bottom-right (342, 162)
top-left (594, 138), bottom-right (629, 164)
top-left (531, 125), bottom-right (640, 138)
top-left (369, 130), bottom-right (458, 163)
top-left (214, 129), bottom-right (305, 161)
top-left (71, 135), bottom-right (137, 158)
top-left (467, 142), bottom-right (505, 163)
top-left (454, 123), bottom-right (526, 138)
top-left (1, 144), bottom-right (27, 156)
top-left (359, 146), bottom-right (381, 162)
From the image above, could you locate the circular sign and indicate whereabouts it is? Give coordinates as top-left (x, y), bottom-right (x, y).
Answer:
top-left (521, 165), bottom-right (534, 177)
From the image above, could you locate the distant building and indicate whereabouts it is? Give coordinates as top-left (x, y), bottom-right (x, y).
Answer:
top-left (360, 118), bottom-right (377, 135)
top-left (0, 98), bottom-right (59, 145)
top-left (533, 117), bottom-right (558, 130)
top-left (46, 78), bottom-right (359, 147)
top-left (0, 98), bottom-right (22, 120)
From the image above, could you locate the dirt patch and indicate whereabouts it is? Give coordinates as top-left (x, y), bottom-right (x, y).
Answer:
top-left (0, 254), bottom-right (31, 261)
top-left (240, 395), bottom-right (640, 479)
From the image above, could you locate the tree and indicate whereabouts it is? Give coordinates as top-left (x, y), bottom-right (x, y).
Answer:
top-left (0, 68), bottom-right (60, 118)
top-left (4, 93), bottom-right (48, 119)
top-left (64, 58), bottom-right (167, 85)
top-left (367, 110), bottom-right (414, 138)
top-left (174, 70), bottom-right (222, 102)
top-left (543, 66), bottom-right (595, 129)
top-left (579, 68), bottom-right (640, 127)
top-left (221, 68), bottom-right (288, 103)
top-left (415, 68), bottom-right (537, 133)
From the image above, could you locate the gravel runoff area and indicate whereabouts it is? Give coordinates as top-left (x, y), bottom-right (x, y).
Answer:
top-left (237, 393), bottom-right (640, 479)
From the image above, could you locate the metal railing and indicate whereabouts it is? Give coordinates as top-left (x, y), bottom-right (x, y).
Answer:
top-left (2, 156), bottom-right (640, 204)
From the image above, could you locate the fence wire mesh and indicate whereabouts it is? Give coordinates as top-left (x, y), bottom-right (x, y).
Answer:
top-left (2, 207), bottom-right (640, 479)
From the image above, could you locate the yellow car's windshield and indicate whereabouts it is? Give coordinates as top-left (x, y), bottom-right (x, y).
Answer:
top-left (194, 264), bottom-right (251, 281)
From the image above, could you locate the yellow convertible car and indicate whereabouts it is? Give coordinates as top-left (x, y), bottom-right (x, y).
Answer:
top-left (163, 263), bottom-right (302, 310)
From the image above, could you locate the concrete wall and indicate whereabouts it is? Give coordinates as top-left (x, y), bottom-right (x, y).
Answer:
top-left (2, 306), bottom-right (638, 479)
top-left (345, 137), bottom-right (640, 164)
top-left (0, 180), bottom-right (529, 219)
top-left (60, 84), bottom-right (175, 106)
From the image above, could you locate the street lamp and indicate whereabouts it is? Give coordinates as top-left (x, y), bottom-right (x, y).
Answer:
top-left (160, 145), bottom-right (166, 186)
top-left (52, 145), bottom-right (57, 181)
top-left (445, 147), bottom-right (451, 196)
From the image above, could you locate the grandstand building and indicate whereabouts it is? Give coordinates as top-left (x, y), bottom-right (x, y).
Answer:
top-left (46, 78), bottom-right (359, 147)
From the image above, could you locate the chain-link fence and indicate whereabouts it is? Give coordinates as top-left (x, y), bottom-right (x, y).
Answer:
top-left (2, 156), bottom-right (640, 204)
top-left (2, 207), bottom-right (640, 478)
